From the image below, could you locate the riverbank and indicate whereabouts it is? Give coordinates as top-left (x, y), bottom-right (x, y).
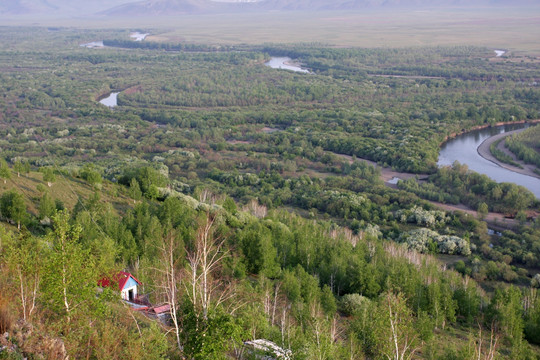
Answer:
top-left (438, 120), bottom-right (540, 198)
top-left (477, 128), bottom-right (540, 181)
top-left (439, 119), bottom-right (540, 147)
top-left (340, 153), bottom-right (522, 229)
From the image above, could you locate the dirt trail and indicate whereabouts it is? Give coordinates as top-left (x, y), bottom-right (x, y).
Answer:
top-left (337, 154), bottom-right (428, 182)
top-left (337, 152), bottom-right (521, 229)
top-left (430, 202), bottom-right (519, 229)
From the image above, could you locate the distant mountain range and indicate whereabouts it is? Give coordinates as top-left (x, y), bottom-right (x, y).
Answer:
top-left (1, 0), bottom-right (538, 16)
top-left (0, 0), bottom-right (134, 15)
top-left (104, 0), bottom-right (540, 16)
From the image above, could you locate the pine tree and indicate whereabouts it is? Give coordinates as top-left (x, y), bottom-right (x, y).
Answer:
top-left (129, 178), bottom-right (142, 203)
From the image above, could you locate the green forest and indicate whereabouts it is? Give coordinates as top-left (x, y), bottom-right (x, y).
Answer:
top-left (1, 26), bottom-right (540, 359)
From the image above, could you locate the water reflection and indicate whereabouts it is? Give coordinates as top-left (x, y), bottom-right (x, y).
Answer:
top-left (265, 57), bottom-right (310, 73)
top-left (438, 123), bottom-right (539, 198)
top-left (99, 92), bottom-right (119, 108)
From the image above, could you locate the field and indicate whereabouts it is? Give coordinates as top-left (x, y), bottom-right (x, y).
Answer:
top-left (2, 7), bottom-right (540, 54)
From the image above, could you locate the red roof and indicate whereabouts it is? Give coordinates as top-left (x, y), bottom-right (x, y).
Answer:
top-left (98, 271), bottom-right (141, 291)
top-left (152, 304), bottom-right (171, 314)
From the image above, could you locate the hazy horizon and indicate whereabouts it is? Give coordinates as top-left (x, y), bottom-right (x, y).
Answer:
top-left (2, 5), bottom-right (540, 55)
top-left (2, 0), bottom-right (539, 18)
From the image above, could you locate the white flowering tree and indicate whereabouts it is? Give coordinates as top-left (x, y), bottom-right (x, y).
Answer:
top-left (398, 228), bottom-right (471, 256)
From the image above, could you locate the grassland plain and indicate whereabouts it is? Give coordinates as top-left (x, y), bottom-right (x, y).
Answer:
top-left (1, 7), bottom-right (540, 54)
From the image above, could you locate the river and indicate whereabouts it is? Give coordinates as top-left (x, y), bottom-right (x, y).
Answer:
top-left (80, 41), bottom-right (104, 48)
top-left (130, 32), bottom-right (149, 41)
top-left (438, 123), bottom-right (540, 198)
top-left (265, 57), bottom-right (309, 73)
top-left (99, 92), bottom-right (119, 108)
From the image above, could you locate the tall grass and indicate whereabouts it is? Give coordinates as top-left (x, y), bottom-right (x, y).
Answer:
top-left (0, 294), bottom-right (14, 333)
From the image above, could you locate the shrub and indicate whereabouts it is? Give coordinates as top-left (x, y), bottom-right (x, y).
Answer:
top-left (531, 274), bottom-right (540, 288)
top-left (340, 293), bottom-right (370, 316)
top-left (398, 228), bottom-right (471, 256)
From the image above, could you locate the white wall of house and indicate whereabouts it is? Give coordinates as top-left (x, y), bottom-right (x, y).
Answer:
top-left (121, 285), bottom-right (138, 301)
top-left (121, 276), bottom-right (139, 301)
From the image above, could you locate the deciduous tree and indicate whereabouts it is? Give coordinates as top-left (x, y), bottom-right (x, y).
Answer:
top-left (0, 190), bottom-right (27, 229)
top-left (6, 234), bottom-right (42, 321)
top-left (0, 159), bottom-right (11, 184)
top-left (41, 211), bottom-right (97, 323)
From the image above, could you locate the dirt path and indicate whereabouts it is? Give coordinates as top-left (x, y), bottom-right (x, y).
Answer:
top-left (336, 152), bottom-right (521, 229)
top-left (430, 202), bottom-right (519, 229)
top-left (336, 154), bottom-right (428, 182)
top-left (477, 128), bottom-right (540, 180)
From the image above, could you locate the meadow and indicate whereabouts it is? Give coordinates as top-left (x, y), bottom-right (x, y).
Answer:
top-left (2, 7), bottom-right (540, 53)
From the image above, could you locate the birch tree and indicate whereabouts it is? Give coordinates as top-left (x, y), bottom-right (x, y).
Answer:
top-left (41, 166), bottom-right (56, 187)
top-left (181, 212), bottom-right (242, 359)
top-left (0, 158), bottom-right (11, 184)
top-left (185, 212), bottom-right (228, 319)
top-left (6, 234), bottom-right (42, 321)
top-left (154, 230), bottom-right (184, 351)
top-left (380, 292), bottom-right (419, 360)
top-left (13, 159), bottom-right (24, 178)
top-left (42, 210), bottom-right (96, 323)
top-left (0, 190), bottom-right (27, 230)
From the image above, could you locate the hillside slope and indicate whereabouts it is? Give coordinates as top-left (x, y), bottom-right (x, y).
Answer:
top-left (0, 170), bottom-right (129, 222)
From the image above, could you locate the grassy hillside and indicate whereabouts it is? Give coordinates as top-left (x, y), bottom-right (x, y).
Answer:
top-left (0, 169), bottom-right (130, 220)
top-left (0, 165), bottom-right (539, 359)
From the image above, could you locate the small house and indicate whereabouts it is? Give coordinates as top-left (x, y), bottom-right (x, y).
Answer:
top-left (98, 271), bottom-right (142, 302)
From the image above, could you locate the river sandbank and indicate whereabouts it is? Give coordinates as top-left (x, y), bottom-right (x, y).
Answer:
top-left (477, 128), bottom-right (540, 181)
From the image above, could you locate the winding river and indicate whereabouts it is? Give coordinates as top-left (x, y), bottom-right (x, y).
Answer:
top-left (438, 123), bottom-right (540, 198)
top-left (80, 41), bottom-right (104, 48)
top-left (130, 32), bottom-right (149, 41)
top-left (265, 57), bottom-right (309, 73)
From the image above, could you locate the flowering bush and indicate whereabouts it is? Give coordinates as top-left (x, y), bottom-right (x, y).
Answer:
top-left (398, 228), bottom-right (470, 256)
top-left (395, 206), bottom-right (447, 228)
